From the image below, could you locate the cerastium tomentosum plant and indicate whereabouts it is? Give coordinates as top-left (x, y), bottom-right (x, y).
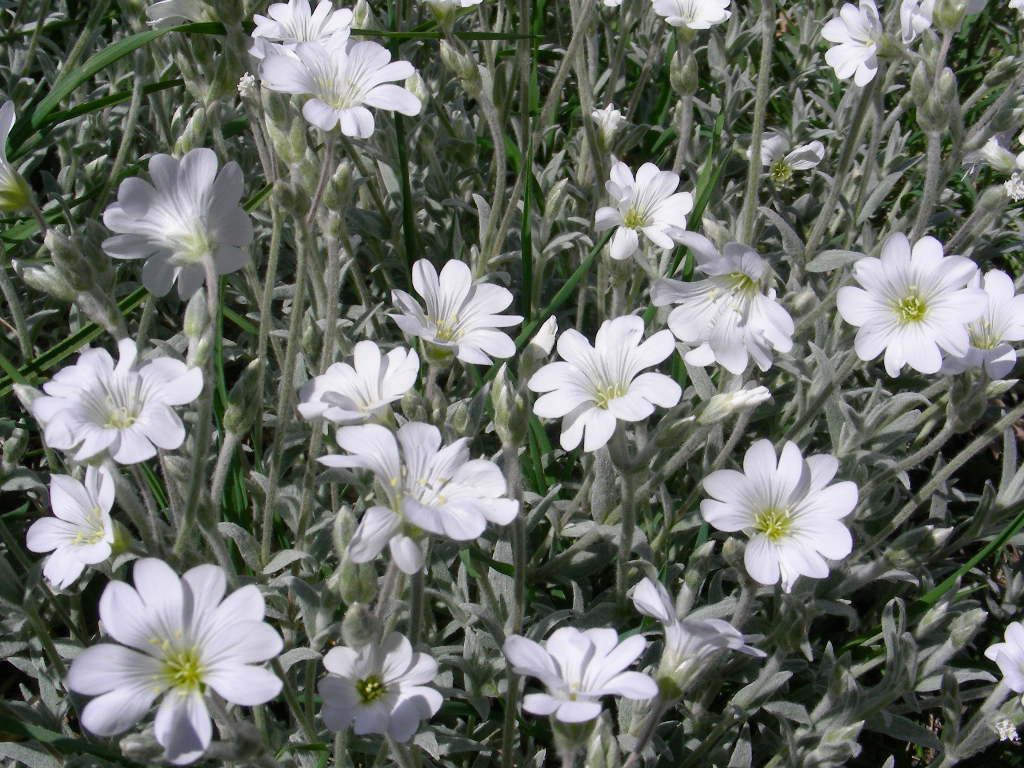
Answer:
top-left (4, 0), bottom-right (1024, 766)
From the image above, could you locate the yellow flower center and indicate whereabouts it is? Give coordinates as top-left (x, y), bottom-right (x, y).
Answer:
top-left (894, 294), bottom-right (927, 324)
top-left (356, 675), bottom-right (387, 704)
top-left (754, 507), bottom-right (791, 542)
top-left (594, 383), bottom-right (627, 409)
top-left (726, 271), bottom-right (758, 296)
top-left (623, 207), bottom-right (647, 230)
top-left (72, 508), bottom-right (107, 545)
top-left (769, 160), bottom-right (793, 184)
top-left (434, 316), bottom-right (461, 342)
top-left (104, 405), bottom-right (138, 429)
top-left (161, 646), bottom-right (206, 692)
top-left (969, 321), bottom-right (999, 350)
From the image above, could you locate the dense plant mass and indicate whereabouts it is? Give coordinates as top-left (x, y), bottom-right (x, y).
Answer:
top-left (3, 0), bottom-right (1024, 766)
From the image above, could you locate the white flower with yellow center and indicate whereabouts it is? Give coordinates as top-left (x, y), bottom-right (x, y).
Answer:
top-left (66, 559), bottom-right (283, 765)
top-left (390, 259), bottom-right (523, 365)
top-left (30, 339), bottom-right (203, 465)
top-left (700, 440), bottom-right (857, 592)
top-left (940, 269), bottom-right (1024, 379)
top-left (102, 148), bottom-right (253, 299)
top-left (757, 132), bottom-right (825, 185)
top-left (651, 233), bottom-right (795, 375)
top-left (259, 40), bottom-right (421, 136)
top-left (298, 341), bottom-right (419, 423)
top-left (822, 0), bottom-right (883, 86)
top-left (836, 233), bottom-right (986, 377)
top-left (320, 422), bottom-right (518, 573)
top-left (249, 0), bottom-right (353, 59)
top-left (503, 627), bottom-right (657, 723)
top-left (26, 466), bottom-right (115, 589)
top-left (319, 632), bottom-right (442, 742)
top-left (652, 0), bottom-right (732, 29)
top-left (527, 315), bottom-right (681, 453)
top-left (595, 161), bottom-right (693, 261)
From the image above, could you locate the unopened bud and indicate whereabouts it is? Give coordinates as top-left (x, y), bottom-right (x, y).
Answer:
top-left (698, 386), bottom-right (771, 424)
top-left (2, 426), bottom-right (28, 466)
top-left (933, 0), bottom-right (967, 31)
top-left (332, 505), bottom-right (356, 557)
top-left (937, 67), bottom-right (957, 107)
top-left (949, 608), bottom-right (986, 648)
top-left (722, 536), bottom-right (745, 571)
top-left (491, 364), bottom-right (527, 446)
top-left (183, 291), bottom-right (209, 339)
top-left (440, 41), bottom-right (481, 96)
top-left (352, 0), bottom-right (375, 28)
top-left (405, 72), bottom-right (429, 106)
top-left (20, 264), bottom-right (76, 301)
top-left (584, 713), bottom-right (620, 768)
top-left (120, 730), bottom-right (163, 761)
top-left (44, 230), bottom-right (92, 291)
top-left (520, 315), bottom-right (557, 381)
top-left (447, 398), bottom-right (471, 435)
top-left (401, 387), bottom-right (430, 422)
top-left (224, 359), bottom-right (262, 435)
top-left (341, 602), bottom-right (378, 647)
top-left (173, 108), bottom-right (208, 156)
top-left (670, 51), bottom-right (699, 97)
top-left (910, 62), bottom-right (930, 105)
top-left (588, 448), bottom-right (619, 524)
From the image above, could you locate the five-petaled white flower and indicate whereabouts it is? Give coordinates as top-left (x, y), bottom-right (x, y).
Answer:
top-left (595, 161), bottom-right (693, 261)
top-left (836, 233), bottom-right (986, 377)
top-left (31, 339), bottom-right (203, 465)
top-left (66, 559), bottom-right (283, 765)
top-left (0, 101), bottom-right (31, 211)
top-left (26, 466), bottom-right (115, 589)
top-left (298, 341), bottom-right (419, 423)
top-left (320, 422), bottom-right (518, 573)
top-left (900, 0), bottom-right (986, 41)
top-left (652, 0), bottom-right (732, 29)
top-left (102, 148), bottom-right (253, 299)
top-left (249, 0), bottom-right (353, 59)
top-left (260, 41), bottom-right (421, 136)
top-left (985, 621), bottom-right (1024, 705)
top-left (700, 440), bottom-right (857, 592)
top-left (592, 104), bottom-right (626, 146)
top-left (651, 233), bottom-right (795, 375)
top-left (757, 132), bottom-right (825, 184)
top-left (629, 578), bottom-right (764, 686)
top-left (319, 631), bottom-right (442, 742)
top-left (390, 259), bottom-right (523, 365)
top-left (940, 269), bottom-right (1024, 380)
top-left (822, 0), bottom-right (883, 86)
top-left (527, 315), bottom-right (681, 453)
top-left (503, 627), bottom-right (657, 723)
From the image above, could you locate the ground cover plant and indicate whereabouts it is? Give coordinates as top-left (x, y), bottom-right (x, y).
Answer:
top-left (2, 0), bottom-right (1024, 765)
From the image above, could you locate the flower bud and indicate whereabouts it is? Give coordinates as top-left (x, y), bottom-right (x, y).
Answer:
top-left (447, 398), bottom-right (471, 436)
top-left (937, 67), bottom-right (958, 108)
top-left (721, 536), bottom-right (745, 571)
top-left (120, 730), bottom-right (164, 762)
top-left (341, 602), bottom-right (378, 647)
top-left (591, 105), bottom-right (626, 148)
top-left (588, 448), bottom-right (619, 524)
top-left (44, 230), bottom-right (93, 292)
top-left (552, 720), bottom-right (597, 754)
top-left (334, 559), bottom-right (378, 604)
top-left (1, 426), bottom-right (28, 466)
top-left (984, 56), bottom-right (1017, 87)
top-left (224, 359), bottom-right (262, 435)
top-left (949, 607), bottom-right (986, 648)
top-left (947, 374), bottom-right (987, 432)
top-left (401, 387), bottom-right (430, 422)
top-left (520, 316), bottom-right (557, 381)
top-left (352, 0), bottom-right (376, 28)
top-left (670, 51), bottom-right (699, 97)
top-left (173, 108), bottom-right (208, 156)
top-left (20, 263), bottom-right (77, 302)
top-left (910, 62), bottom-right (930, 105)
top-left (698, 386), bottom-right (771, 425)
top-left (491, 364), bottom-right (527, 447)
top-left (405, 72), bottom-right (429, 106)
top-left (0, 155), bottom-right (31, 212)
top-left (980, 183), bottom-right (1010, 210)
top-left (440, 41), bottom-right (482, 97)
top-left (584, 713), bottom-right (620, 768)
top-left (933, 0), bottom-right (967, 31)
top-left (183, 290), bottom-right (210, 340)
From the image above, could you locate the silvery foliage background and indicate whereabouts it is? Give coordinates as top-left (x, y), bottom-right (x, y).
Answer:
top-left (0, 0), bottom-right (1023, 765)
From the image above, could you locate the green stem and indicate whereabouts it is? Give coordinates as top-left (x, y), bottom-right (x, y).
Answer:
top-left (738, 0), bottom-right (775, 244)
top-left (910, 131), bottom-right (944, 240)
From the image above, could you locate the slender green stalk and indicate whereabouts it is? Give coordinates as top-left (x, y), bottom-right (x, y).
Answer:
top-left (0, 263), bottom-right (33, 358)
top-left (910, 131), bottom-right (944, 240)
top-left (738, 0), bottom-right (775, 244)
top-left (409, 569), bottom-right (425, 645)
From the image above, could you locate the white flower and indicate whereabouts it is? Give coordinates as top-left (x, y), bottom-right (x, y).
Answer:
top-left (652, 0), bottom-right (732, 29)
top-left (1006, 174), bottom-right (1024, 202)
top-left (319, 422), bottom-right (518, 573)
top-left (940, 269), bottom-right (1024, 379)
top-left (66, 559), bottom-right (283, 765)
top-left (701, 440), bottom-right (858, 592)
top-left (900, 0), bottom-right (934, 42)
top-left (0, 101), bottom-right (31, 211)
top-left (147, 0), bottom-right (211, 25)
top-left (424, 0), bottom-right (483, 9)
top-left (757, 132), bottom-right (825, 184)
top-left (102, 148), bottom-right (253, 299)
top-left (591, 104), bottom-right (626, 145)
top-left (629, 578), bottom-right (764, 684)
top-left (651, 233), bottom-right (795, 375)
top-left (31, 339), bottom-right (203, 465)
top-left (822, 0), bottom-right (883, 87)
top-left (260, 41), bottom-right (421, 136)
top-left (26, 467), bottom-right (115, 589)
top-left (390, 259), bottom-right (523, 365)
top-left (298, 341), bottom-right (419, 423)
top-left (602, 0), bottom-right (624, 7)
top-left (249, 0), bottom-right (353, 59)
top-left (595, 161), bottom-right (693, 261)
top-left (527, 315), bottom-right (681, 453)
top-left (986, 621), bottom-right (1024, 705)
top-left (698, 385), bottom-right (772, 424)
top-left (503, 627), bottom-right (657, 723)
top-left (836, 233), bottom-right (986, 377)
top-left (977, 136), bottom-right (1024, 174)
top-left (1013, 0), bottom-right (1024, 15)
top-left (319, 632), bottom-right (442, 742)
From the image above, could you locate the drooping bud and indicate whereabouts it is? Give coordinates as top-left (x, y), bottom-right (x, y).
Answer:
top-left (224, 359), bottom-right (262, 435)
top-left (341, 602), bottom-right (378, 647)
top-left (698, 386), bottom-right (771, 424)
top-left (492, 364), bottom-right (527, 447)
